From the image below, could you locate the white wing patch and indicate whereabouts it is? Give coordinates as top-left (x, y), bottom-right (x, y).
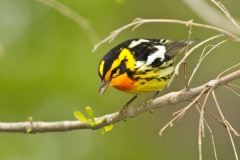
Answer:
top-left (128, 39), bottom-right (149, 48)
top-left (146, 45), bottom-right (166, 65)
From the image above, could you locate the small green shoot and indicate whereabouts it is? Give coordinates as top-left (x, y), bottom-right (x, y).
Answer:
top-left (74, 106), bottom-right (113, 135)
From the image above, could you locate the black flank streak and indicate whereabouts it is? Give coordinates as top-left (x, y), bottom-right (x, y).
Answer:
top-left (161, 77), bottom-right (167, 81)
top-left (133, 75), bottom-right (162, 82)
top-left (163, 71), bottom-right (174, 80)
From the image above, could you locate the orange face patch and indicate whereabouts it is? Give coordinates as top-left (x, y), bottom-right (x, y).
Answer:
top-left (109, 72), bottom-right (138, 92)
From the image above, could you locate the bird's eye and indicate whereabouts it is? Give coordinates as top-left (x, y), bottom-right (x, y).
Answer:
top-left (111, 68), bottom-right (120, 78)
top-left (111, 68), bottom-right (117, 75)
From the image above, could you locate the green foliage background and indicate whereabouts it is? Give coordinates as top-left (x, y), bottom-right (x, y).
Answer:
top-left (0, 0), bottom-right (239, 159)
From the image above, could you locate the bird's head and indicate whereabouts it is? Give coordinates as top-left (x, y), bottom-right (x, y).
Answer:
top-left (98, 45), bottom-right (135, 95)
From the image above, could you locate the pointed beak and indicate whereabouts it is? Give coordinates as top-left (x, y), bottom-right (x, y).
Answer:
top-left (99, 79), bottom-right (112, 96)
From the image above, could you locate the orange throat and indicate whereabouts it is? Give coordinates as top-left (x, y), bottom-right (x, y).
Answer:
top-left (109, 73), bottom-right (137, 92)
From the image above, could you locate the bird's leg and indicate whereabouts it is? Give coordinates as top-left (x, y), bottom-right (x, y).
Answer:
top-left (119, 94), bottom-right (139, 118)
top-left (146, 90), bottom-right (161, 113)
top-left (152, 90), bottom-right (160, 99)
top-left (184, 60), bottom-right (190, 90)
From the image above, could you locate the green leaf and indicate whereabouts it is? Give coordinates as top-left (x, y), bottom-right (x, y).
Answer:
top-left (74, 107), bottom-right (114, 134)
top-left (27, 128), bottom-right (32, 133)
top-left (97, 129), bottom-right (105, 135)
top-left (85, 106), bottom-right (95, 123)
top-left (104, 124), bottom-right (114, 132)
top-left (97, 125), bottom-right (114, 135)
top-left (74, 111), bottom-right (91, 124)
top-left (95, 118), bottom-right (105, 125)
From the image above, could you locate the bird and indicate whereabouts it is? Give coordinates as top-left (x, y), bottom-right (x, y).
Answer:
top-left (98, 38), bottom-right (196, 114)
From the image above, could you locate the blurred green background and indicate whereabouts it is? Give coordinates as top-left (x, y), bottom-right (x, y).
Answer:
top-left (0, 0), bottom-right (240, 159)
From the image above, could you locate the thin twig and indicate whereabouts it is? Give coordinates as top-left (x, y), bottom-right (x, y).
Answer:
top-left (211, 0), bottom-right (240, 30)
top-left (200, 96), bottom-right (240, 136)
top-left (226, 83), bottom-right (240, 89)
top-left (188, 39), bottom-right (229, 85)
top-left (198, 88), bottom-right (212, 160)
top-left (225, 121), bottom-right (240, 137)
top-left (204, 107), bottom-right (226, 127)
top-left (159, 87), bottom-right (209, 137)
top-left (168, 34), bottom-right (224, 87)
top-left (196, 101), bottom-right (227, 128)
top-left (212, 90), bottom-right (239, 160)
top-left (224, 85), bottom-right (240, 97)
top-left (184, 20), bottom-right (193, 89)
top-left (175, 34), bottom-right (224, 75)
top-left (92, 18), bottom-right (240, 52)
top-left (196, 103), bottom-right (218, 160)
top-left (217, 63), bottom-right (240, 79)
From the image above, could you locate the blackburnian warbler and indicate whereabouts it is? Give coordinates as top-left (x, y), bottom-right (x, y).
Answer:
top-left (98, 38), bottom-right (196, 111)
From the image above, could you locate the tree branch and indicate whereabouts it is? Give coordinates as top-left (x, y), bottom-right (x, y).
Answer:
top-left (0, 69), bottom-right (239, 134)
